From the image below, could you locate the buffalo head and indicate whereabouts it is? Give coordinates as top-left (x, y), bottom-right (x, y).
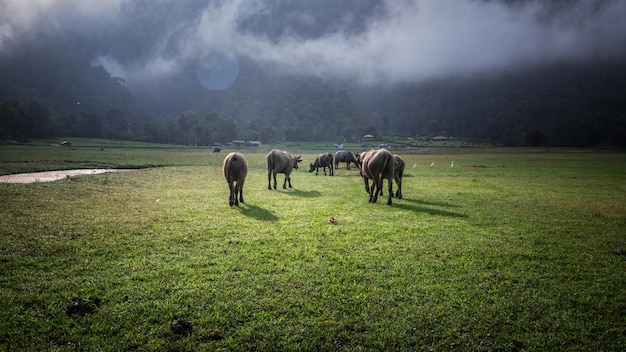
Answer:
top-left (293, 156), bottom-right (302, 169)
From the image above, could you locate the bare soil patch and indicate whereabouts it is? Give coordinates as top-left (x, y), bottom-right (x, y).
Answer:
top-left (0, 169), bottom-right (134, 183)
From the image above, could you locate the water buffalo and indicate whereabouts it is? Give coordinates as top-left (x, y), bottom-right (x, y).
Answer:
top-left (222, 152), bottom-right (248, 207)
top-left (377, 154), bottom-right (405, 199)
top-left (267, 149), bottom-right (302, 190)
top-left (359, 148), bottom-right (394, 205)
top-left (334, 150), bottom-right (359, 170)
top-left (391, 155), bottom-right (405, 199)
top-left (309, 152), bottom-right (334, 176)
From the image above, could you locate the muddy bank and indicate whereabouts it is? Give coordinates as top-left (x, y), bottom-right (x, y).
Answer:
top-left (0, 169), bottom-right (134, 184)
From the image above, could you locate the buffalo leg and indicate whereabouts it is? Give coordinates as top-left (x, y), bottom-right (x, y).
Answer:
top-left (228, 181), bottom-right (235, 207)
top-left (370, 181), bottom-right (379, 203)
top-left (395, 177), bottom-right (402, 199)
top-left (387, 176), bottom-right (393, 205)
top-left (238, 180), bottom-right (245, 204)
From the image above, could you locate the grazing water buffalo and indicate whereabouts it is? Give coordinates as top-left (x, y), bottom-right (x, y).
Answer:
top-left (309, 153), bottom-right (334, 176)
top-left (334, 150), bottom-right (359, 170)
top-left (222, 152), bottom-right (248, 207)
top-left (377, 154), bottom-right (405, 199)
top-left (267, 149), bottom-right (302, 190)
top-left (359, 148), bottom-right (395, 205)
top-left (391, 155), bottom-right (405, 199)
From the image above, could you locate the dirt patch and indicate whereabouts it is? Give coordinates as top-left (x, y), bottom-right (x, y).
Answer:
top-left (0, 169), bottom-right (134, 184)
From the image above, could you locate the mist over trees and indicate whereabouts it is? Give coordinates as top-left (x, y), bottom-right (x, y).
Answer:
top-left (361, 60), bottom-right (626, 147)
top-left (2, 45), bottom-right (626, 147)
top-left (0, 46), bottom-right (375, 145)
top-left (1, 0), bottom-right (626, 148)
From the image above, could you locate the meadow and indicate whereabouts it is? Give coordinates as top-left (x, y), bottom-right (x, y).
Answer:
top-left (1, 139), bottom-right (625, 351)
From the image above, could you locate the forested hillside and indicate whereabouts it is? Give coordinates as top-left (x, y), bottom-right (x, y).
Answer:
top-left (363, 60), bottom-right (626, 147)
top-left (0, 47), bottom-right (372, 145)
top-left (2, 43), bottom-right (626, 147)
top-left (1, 0), bottom-right (626, 147)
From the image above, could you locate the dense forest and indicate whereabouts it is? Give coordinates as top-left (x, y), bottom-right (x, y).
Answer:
top-left (0, 44), bottom-right (374, 145)
top-left (363, 60), bottom-right (626, 147)
top-left (1, 43), bottom-right (625, 147)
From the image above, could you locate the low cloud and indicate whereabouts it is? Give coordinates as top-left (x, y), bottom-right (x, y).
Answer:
top-left (3, 0), bottom-right (626, 87)
top-left (232, 0), bottom-right (626, 85)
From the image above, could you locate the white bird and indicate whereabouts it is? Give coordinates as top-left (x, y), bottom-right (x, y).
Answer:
top-left (451, 161), bottom-right (454, 168)
top-left (430, 161), bottom-right (435, 167)
top-left (412, 163), bottom-right (417, 169)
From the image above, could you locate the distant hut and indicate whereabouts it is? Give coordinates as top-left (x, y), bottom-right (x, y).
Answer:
top-left (363, 134), bottom-right (374, 141)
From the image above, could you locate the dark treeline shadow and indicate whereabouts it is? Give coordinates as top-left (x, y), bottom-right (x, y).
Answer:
top-left (238, 203), bottom-right (278, 221)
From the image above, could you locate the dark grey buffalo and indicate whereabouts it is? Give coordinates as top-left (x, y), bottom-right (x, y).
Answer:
top-left (391, 155), bottom-right (405, 199)
top-left (309, 152), bottom-right (334, 176)
top-left (334, 151), bottom-right (359, 170)
top-left (359, 148), bottom-right (395, 205)
top-left (267, 149), bottom-right (302, 190)
top-left (222, 152), bottom-right (248, 206)
top-left (377, 154), bottom-right (405, 199)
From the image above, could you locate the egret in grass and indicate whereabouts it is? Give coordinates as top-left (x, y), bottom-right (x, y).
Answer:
top-left (430, 161), bottom-right (435, 167)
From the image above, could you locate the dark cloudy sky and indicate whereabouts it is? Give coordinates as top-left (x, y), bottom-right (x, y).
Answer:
top-left (2, 0), bottom-right (626, 87)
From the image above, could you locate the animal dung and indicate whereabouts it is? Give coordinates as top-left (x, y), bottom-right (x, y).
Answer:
top-left (171, 319), bottom-right (193, 336)
top-left (327, 217), bottom-right (337, 224)
top-left (612, 248), bottom-right (626, 256)
top-left (65, 297), bottom-right (100, 316)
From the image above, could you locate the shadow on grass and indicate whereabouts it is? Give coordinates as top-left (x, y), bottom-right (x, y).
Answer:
top-left (393, 199), bottom-right (467, 218)
top-left (238, 203), bottom-right (278, 221)
top-left (401, 198), bottom-right (462, 208)
top-left (281, 189), bottom-right (322, 198)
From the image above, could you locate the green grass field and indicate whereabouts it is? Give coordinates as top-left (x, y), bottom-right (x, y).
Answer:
top-left (1, 140), bottom-right (625, 351)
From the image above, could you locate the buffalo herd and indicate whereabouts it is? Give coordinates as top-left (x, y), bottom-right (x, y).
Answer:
top-left (223, 148), bottom-right (404, 206)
